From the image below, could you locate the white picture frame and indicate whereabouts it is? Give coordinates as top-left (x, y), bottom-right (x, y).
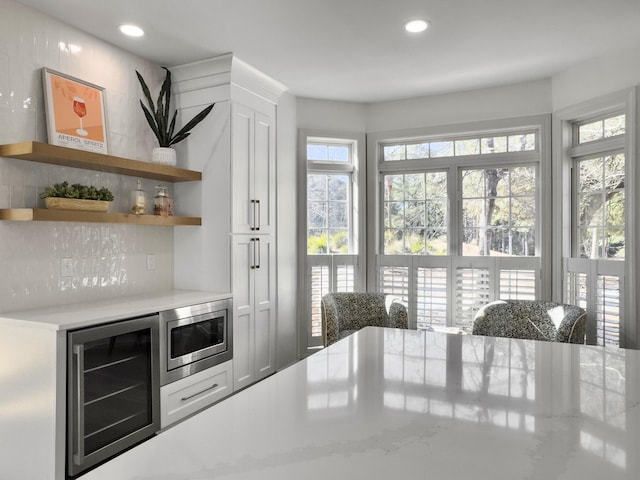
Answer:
top-left (42, 68), bottom-right (109, 154)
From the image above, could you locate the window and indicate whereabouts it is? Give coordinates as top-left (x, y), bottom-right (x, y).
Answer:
top-left (575, 153), bottom-right (625, 259)
top-left (307, 173), bottom-right (351, 254)
top-left (373, 119), bottom-right (547, 333)
top-left (382, 132), bottom-right (536, 161)
top-left (576, 114), bottom-right (625, 144)
top-left (569, 112), bottom-right (626, 346)
top-left (299, 132), bottom-right (365, 353)
top-left (383, 172), bottom-right (448, 255)
top-left (461, 166), bottom-right (536, 256)
top-left (556, 92), bottom-right (635, 348)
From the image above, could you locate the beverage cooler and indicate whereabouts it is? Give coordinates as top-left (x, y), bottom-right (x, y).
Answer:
top-left (67, 315), bottom-right (160, 477)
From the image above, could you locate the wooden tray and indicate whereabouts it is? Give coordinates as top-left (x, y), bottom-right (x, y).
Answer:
top-left (44, 197), bottom-right (111, 212)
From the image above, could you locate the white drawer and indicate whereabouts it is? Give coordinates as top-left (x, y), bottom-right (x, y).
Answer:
top-left (160, 360), bottom-right (233, 428)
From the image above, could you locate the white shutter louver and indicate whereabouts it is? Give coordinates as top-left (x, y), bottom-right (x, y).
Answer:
top-left (456, 267), bottom-right (490, 331)
top-left (499, 269), bottom-right (536, 300)
top-left (417, 267), bottom-right (447, 330)
top-left (597, 275), bottom-right (621, 346)
top-left (310, 265), bottom-right (330, 338)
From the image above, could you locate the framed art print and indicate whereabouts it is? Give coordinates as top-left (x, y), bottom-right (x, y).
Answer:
top-left (42, 68), bottom-right (110, 154)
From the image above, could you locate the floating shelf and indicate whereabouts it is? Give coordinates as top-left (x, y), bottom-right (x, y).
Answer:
top-left (0, 209), bottom-right (201, 226)
top-left (0, 141), bottom-right (201, 183)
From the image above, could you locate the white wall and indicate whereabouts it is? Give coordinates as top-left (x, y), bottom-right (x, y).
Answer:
top-left (0, 0), bottom-right (171, 312)
top-left (297, 78), bottom-right (552, 134)
top-left (367, 79), bottom-right (552, 133)
top-left (276, 91), bottom-right (298, 369)
top-left (552, 43), bottom-right (640, 111)
top-left (297, 97), bottom-right (368, 132)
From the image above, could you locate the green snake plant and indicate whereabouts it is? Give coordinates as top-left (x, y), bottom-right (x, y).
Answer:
top-left (136, 67), bottom-right (215, 147)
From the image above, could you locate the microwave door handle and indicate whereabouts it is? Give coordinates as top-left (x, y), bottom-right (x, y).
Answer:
top-left (73, 344), bottom-right (85, 466)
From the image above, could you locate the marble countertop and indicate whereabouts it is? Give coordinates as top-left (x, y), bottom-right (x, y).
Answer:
top-left (81, 327), bottom-right (640, 479)
top-left (0, 289), bottom-right (231, 330)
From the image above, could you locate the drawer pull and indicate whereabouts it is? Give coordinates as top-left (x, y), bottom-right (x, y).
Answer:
top-left (181, 383), bottom-right (219, 402)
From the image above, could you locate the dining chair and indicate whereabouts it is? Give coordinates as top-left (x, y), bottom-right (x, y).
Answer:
top-left (321, 292), bottom-right (409, 346)
top-left (471, 299), bottom-right (587, 343)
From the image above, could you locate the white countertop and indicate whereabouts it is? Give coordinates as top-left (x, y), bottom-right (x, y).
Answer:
top-left (81, 327), bottom-right (640, 479)
top-left (0, 289), bottom-right (231, 330)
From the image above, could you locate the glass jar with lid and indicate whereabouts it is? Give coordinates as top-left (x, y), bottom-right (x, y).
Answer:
top-left (153, 185), bottom-right (173, 216)
top-left (130, 179), bottom-right (146, 215)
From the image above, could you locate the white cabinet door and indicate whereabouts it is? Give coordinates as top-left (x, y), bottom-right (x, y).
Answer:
top-left (253, 235), bottom-right (276, 380)
top-left (253, 112), bottom-right (276, 236)
top-left (232, 234), bottom-right (276, 389)
top-left (232, 235), bottom-right (255, 391)
top-left (231, 103), bottom-right (275, 235)
top-left (231, 103), bottom-right (254, 234)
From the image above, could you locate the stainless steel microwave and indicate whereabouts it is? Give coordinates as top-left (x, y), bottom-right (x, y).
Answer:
top-left (159, 298), bottom-right (233, 386)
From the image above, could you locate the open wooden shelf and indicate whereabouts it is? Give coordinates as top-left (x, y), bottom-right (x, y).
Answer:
top-left (0, 141), bottom-right (201, 183)
top-left (0, 208), bottom-right (201, 226)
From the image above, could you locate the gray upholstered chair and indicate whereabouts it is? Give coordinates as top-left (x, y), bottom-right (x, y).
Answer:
top-left (472, 299), bottom-right (587, 343)
top-left (321, 292), bottom-right (409, 346)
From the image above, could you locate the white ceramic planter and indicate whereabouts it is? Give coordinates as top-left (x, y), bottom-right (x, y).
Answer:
top-left (152, 147), bottom-right (177, 166)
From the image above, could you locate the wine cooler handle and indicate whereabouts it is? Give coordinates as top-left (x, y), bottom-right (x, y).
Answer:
top-left (73, 344), bottom-right (85, 466)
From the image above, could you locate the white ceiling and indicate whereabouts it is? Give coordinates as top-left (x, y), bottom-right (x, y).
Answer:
top-left (16, 0), bottom-right (640, 103)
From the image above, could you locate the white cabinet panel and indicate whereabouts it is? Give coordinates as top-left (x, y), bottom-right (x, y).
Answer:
top-left (232, 235), bottom-right (255, 390)
top-left (231, 104), bottom-right (275, 235)
top-left (253, 112), bottom-right (275, 235)
top-left (160, 360), bottom-right (233, 429)
top-left (254, 236), bottom-right (276, 380)
top-left (231, 104), bottom-right (254, 234)
top-left (232, 234), bottom-right (276, 389)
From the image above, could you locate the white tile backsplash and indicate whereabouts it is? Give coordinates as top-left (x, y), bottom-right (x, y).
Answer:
top-left (0, 0), bottom-right (175, 313)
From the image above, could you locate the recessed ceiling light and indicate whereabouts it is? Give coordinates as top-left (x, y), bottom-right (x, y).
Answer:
top-left (119, 24), bottom-right (144, 37)
top-left (404, 19), bottom-right (429, 33)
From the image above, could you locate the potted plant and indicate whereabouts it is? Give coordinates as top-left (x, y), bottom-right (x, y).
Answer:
top-left (40, 181), bottom-right (114, 212)
top-left (136, 67), bottom-right (215, 166)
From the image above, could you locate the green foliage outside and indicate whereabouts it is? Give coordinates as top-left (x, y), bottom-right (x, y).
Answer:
top-left (308, 231), bottom-right (349, 254)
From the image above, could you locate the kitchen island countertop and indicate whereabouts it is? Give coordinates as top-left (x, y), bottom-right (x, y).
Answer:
top-left (81, 326), bottom-right (640, 480)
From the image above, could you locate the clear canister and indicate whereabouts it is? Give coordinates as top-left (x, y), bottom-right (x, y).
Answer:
top-left (153, 185), bottom-right (173, 216)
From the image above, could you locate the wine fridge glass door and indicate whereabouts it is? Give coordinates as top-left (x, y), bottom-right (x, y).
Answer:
top-left (67, 314), bottom-right (160, 477)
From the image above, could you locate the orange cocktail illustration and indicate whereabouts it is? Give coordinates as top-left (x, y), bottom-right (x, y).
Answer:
top-left (73, 97), bottom-right (88, 136)
top-left (49, 72), bottom-right (105, 145)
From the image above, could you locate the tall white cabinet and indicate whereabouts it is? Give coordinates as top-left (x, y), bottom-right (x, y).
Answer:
top-left (231, 99), bottom-right (278, 390)
top-left (172, 54), bottom-right (285, 392)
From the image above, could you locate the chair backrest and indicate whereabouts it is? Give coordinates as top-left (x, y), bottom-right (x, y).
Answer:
top-left (321, 292), bottom-right (408, 346)
top-left (472, 300), bottom-right (586, 343)
top-left (325, 292), bottom-right (389, 331)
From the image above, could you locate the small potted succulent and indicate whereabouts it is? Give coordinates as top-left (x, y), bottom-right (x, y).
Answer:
top-left (136, 67), bottom-right (215, 166)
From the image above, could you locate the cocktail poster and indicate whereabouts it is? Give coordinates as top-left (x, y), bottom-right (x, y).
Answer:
top-left (42, 68), bottom-right (109, 154)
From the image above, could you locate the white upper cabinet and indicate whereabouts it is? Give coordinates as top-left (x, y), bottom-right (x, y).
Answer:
top-left (231, 102), bottom-right (276, 235)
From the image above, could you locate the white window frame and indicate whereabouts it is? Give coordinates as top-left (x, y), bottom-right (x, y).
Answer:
top-left (367, 115), bottom-right (552, 331)
top-left (297, 129), bottom-right (366, 356)
top-left (552, 88), bottom-right (637, 348)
